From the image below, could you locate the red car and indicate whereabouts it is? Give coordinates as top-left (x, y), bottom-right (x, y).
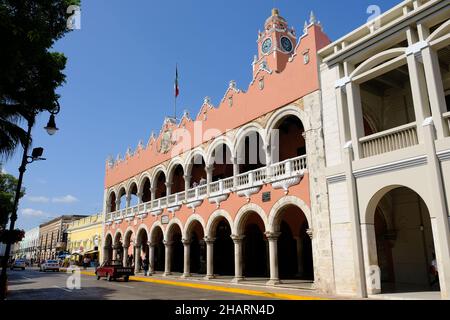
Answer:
top-left (95, 260), bottom-right (134, 282)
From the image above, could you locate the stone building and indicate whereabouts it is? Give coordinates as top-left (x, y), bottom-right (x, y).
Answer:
top-left (318, 0), bottom-right (450, 298)
top-left (38, 215), bottom-right (87, 260)
top-left (100, 0), bottom-right (450, 299)
top-left (15, 227), bottom-right (40, 260)
top-left (67, 213), bottom-right (103, 264)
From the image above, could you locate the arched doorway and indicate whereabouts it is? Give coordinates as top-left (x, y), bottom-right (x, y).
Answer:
top-left (108, 193), bottom-right (116, 212)
top-left (274, 205), bottom-right (313, 281)
top-left (140, 177), bottom-right (151, 203)
top-left (113, 233), bottom-right (123, 262)
top-left (187, 154), bottom-right (207, 188)
top-left (123, 231), bottom-right (134, 266)
top-left (167, 224), bottom-right (184, 274)
top-left (211, 143), bottom-right (233, 181)
top-left (151, 226), bottom-right (165, 272)
top-left (186, 221), bottom-right (206, 275)
top-left (170, 164), bottom-right (185, 194)
top-left (154, 171), bottom-right (167, 199)
top-left (213, 219), bottom-right (234, 276)
top-left (136, 229), bottom-right (148, 272)
top-left (371, 187), bottom-right (437, 293)
top-left (104, 234), bottom-right (113, 263)
top-left (240, 212), bottom-right (268, 278)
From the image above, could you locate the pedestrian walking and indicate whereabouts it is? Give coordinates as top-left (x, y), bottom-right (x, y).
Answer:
top-left (142, 257), bottom-right (149, 276)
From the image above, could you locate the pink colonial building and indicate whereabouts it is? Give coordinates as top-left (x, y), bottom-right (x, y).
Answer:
top-left (102, 9), bottom-right (335, 292)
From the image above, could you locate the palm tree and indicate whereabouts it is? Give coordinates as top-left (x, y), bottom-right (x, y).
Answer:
top-left (0, 105), bottom-right (32, 160)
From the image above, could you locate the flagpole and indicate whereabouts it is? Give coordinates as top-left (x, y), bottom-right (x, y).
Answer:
top-left (174, 63), bottom-right (178, 120)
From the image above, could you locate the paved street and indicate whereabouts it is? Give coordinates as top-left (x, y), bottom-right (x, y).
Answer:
top-left (6, 268), bottom-right (278, 300)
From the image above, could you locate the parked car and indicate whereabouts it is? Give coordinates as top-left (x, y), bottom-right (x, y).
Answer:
top-left (40, 259), bottom-right (60, 272)
top-left (95, 260), bottom-right (134, 282)
top-left (10, 259), bottom-right (26, 270)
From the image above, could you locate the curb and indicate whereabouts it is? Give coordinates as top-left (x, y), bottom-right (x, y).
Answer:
top-left (79, 271), bottom-right (327, 300)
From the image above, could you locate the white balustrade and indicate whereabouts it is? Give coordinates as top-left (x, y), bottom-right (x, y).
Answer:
top-left (109, 155), bottom-right (308, 223)
top-left (360, 122), bottom-right (418, 158)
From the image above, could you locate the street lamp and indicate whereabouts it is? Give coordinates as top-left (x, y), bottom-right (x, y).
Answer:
top-left (0, 102), bottom-right (61, 300)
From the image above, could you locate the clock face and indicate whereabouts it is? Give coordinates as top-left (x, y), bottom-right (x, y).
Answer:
top-left (262, 38), bottom-right (272, 54)
top-left (281, 36), bottom-right (293, 53)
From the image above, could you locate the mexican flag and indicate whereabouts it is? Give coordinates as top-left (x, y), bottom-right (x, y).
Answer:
top-left (174, 65), bottom-right (179, 98)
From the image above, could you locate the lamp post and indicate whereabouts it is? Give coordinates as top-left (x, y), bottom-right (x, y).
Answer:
top-left (0, 103), bottom-right (61, 300)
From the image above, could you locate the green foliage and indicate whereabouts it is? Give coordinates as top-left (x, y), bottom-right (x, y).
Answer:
top-left (0, 0), bottom-right (80, 160)
top-left (0, 170), bottom-right (25, 229)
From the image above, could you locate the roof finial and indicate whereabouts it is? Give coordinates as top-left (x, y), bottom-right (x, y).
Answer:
top-left (272, 8), bottom-right (279, 16)
top-left (309, 11), bottom-right (317, 25)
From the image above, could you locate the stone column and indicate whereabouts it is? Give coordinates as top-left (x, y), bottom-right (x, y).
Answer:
top-left (231, 235), bottom-right (245, 283)
top-left (204, 237), bottom-right (215, 280)
top-left (265, 232), bottom-right (280, 285)
top-left (419, 26), bottom-right (449, 138)
top-left (423, 118), bottom-right (450, 299)
top-left (360, 223), bottom-right (381, 295)
top-left (206, 165), bottom-right (214, 196)
top-left (112, 246), bottom-right (118, 261)
top-left (163, 240), bottom-right (173, 276)
top-left (134, 245), bottom-right (141, 274)
top-left (115, 199), bottom-right (121, 211)
top-left (122, 246), bottom-right (129, 266)
top-left (344, 81), bottom-right (365, 160)
top-left (232, 157), bottom-right (239, 187)
top-left (294, 236), bottom-right (304, 277)
top-left (405, 28), bottom-right (431, 143)
top-left (165, 182), bottom-right (172, 197)
top-left (137, 192), bottom-right (143, 204)
top-left (182, 239), bottom-right (191, 278)
top-left (150, 187), bottom-right (156, 201)
top-left (126, 194), bottom-right (131, 208)
top-left (184, 175), bottom-right (191, 200)
top-left (148, 242), bottom-right (155, 275)
top-left (343, 142), bottom-right (367, 298)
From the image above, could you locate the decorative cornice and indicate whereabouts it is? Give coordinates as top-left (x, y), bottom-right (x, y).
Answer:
top-left (353, 155), bottom-right (427, 179)
top-left (326, 174), bottom-right (346, 184)
top-left (437, 149), bottom-right (450, 162)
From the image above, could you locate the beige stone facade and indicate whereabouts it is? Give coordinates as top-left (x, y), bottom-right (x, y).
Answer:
top-left (38, 215), bottom-right (87, 261)
top-left (319, 0), bottom-right (450, 299)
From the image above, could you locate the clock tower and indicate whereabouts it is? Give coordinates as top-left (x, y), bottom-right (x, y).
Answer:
top-left (254, 8), bottom-right (297, 76)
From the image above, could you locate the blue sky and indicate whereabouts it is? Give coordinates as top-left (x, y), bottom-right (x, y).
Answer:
top-left (3, 0), bottom-right (401, 231)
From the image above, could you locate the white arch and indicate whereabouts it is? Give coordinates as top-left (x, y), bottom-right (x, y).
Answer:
top-left (149, 221), bottom-right (165, 243)
top-left (150, 165), bottom-right (168, 189)
top-left (164, 218), bottom-right (184, 241)
top-left (264, 105), bottom-right (310, 142)
top-left (268, 196), bottom-right (312, 233)
top-left (427, 18), bottom-right (450, 43)
top-left (183, 214), bottom-right (206, 239)
top-left (137, 172), bottom-right (152, 195)
top-left (233, 122), bottom-right (266, 157)
top-left (126, 178), bottom-right (139, 195)
top-left (104, 232), bottom-right (113, 247)
top-left (350, 48), bottom-right (406, 79)
top-left (134, 224), bottom-right (149, 246)
top-left (233, 203), bottom-right (268, 235)
top-left (205, 136), bottom-right (234, 167)
top-left (113, 229), bottom-right (124, 244)
top-left (166, 157), bottom-right (186, 182)
top-left (205, 209), bottom-right (234, 238)
top-left (123, 226), bottom-right (135, 247)
top-left (184, 148), bottom-right (208, 174)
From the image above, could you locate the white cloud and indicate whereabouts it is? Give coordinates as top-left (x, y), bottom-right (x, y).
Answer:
top-left (52, 195), bottom-right (79, 204)
top-left (21, 208), bottom-right (46, 217)
top-left (26, 196), bottom-right (50, 203)
top-left (1, 167), bottom-right (6, 174)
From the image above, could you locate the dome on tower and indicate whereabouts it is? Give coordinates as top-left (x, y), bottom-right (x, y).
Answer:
top-left (264, 8), bottom-right (287, 31)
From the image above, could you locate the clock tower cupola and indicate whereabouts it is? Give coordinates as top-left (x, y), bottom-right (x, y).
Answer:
top-left (254, 8), bottom-right (297, 76)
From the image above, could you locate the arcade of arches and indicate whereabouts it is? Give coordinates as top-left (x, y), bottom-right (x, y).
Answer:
top-left (104, 203), bottom-right (314, 285)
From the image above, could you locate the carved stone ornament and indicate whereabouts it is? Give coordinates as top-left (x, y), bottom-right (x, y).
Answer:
top-left (158, 129), bottom-right (173, 154)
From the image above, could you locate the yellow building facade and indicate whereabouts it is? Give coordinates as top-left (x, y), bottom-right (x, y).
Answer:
top-left (67, 214), bottom-right (103, 264)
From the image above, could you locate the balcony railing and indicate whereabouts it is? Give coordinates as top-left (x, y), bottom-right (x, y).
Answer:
top-left (444, 112), bottom-right (450, 132)
top-left (106, 155), bottom-right (308, 222)
top-left (359, 122), bottom-right (418, 158)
